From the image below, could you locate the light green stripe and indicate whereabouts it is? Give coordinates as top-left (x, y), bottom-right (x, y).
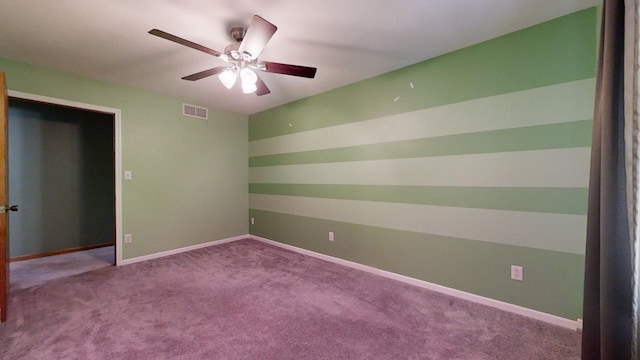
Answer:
top-left (249, 148), bottom-right (591, 188)
top-left (249, 209), bottom-right (584, 320)
top-left (249, 78), bottom-right (595, 157)
top-left (249, 194), bottom-right (586, 254)
top-left (249, 120), bottom-right (592, 167)
top-left (249, 184), bottom-right (587, 215)
top-left (249, 8), bottom-right (596, 141)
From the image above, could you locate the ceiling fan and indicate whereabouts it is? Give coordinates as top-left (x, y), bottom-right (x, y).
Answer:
top-left (149, 15), bottom-right (317, 96)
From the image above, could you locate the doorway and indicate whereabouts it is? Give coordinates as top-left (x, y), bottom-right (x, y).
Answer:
top-left (6, 91), bottom-right (123, 266)
top-left (9, 98), bottom-right (115, 263)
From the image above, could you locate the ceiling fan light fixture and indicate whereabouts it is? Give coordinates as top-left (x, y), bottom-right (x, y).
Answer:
top-left (240, 67), bottom-right (257, 83)
top-left (241, 81), bottom-right (257, 94)
top-left (240, 67), bottom-right (258, 94)
top-left (219, 69), bottom-right (237, 89)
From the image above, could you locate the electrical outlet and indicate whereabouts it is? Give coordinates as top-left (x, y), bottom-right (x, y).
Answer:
top-left (124, 234), bottom-right (132, 244)
top-left (511, 265), bottom-right (523, 281)
top-left (251, 217), bottom-right (255, 225)
top-left (329, 231), bottom-right (334, 241)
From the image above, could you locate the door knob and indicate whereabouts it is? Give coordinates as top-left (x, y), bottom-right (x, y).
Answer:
top-left (1, 205), bottom-right (17, 212)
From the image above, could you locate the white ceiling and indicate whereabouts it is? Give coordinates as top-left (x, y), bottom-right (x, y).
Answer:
top-left (0, 0), bottom-right (598, 115)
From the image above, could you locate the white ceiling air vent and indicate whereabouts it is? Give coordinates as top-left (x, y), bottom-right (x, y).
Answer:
top-left (183, 103), bottom-right (208, 120)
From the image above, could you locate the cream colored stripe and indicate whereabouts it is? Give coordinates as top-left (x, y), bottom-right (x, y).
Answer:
top-left (249, 78), bottom-right (595, 156)
top-left (249, 194), bottom-right (586, 254)
top-left (249, 148), bottom-right (591, 188)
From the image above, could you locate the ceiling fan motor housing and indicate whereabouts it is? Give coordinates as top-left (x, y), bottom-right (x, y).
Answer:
top-left (229, 26), bottom-right (246, 43)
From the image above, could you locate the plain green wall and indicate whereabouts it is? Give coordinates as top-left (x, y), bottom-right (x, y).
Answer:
top-left (8, 99), bottom-right (115, 257)
top-left (0, 57), bottom-right (248, 260)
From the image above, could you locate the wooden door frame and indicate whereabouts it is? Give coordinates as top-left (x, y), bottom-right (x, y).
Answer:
top-left (8, 90), bottom-right (124, 266)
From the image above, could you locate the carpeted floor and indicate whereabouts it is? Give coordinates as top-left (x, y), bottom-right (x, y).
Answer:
top-left (10, 246), bottom-right (114, 290)
top-left (0, 239), bottom-right (580, 359)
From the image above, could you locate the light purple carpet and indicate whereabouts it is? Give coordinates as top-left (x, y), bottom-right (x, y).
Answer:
top-left (0, 239), bottom-right (580, 359)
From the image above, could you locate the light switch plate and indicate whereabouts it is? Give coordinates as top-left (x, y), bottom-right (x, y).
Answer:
top-left (124, 171), bottom-right (132, 180)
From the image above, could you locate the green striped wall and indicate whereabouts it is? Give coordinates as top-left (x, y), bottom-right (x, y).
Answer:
top-left (249, 8), bottom-right (596, 320)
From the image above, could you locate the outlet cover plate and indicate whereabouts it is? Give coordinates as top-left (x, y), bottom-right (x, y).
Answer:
top-left (511, 265), bottom-right (523, 281)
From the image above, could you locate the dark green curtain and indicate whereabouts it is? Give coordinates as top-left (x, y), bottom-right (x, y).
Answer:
top-left (581, 0), bottom-right (634, 358)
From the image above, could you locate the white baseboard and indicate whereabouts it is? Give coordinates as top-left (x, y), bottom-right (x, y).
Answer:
top-left (248, 234), bottom-right (580, 331)
top-left (119, 235), bottom-right (246, 266)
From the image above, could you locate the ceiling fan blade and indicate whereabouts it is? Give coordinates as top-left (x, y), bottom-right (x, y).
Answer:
top-left (238, 15), bottom-right (277, 59)
top-left (260, 61), bottom-right (317, 78)
top-left (149, 29), bottom-right (221, 57)
top-left (255, 74), bottom-right (271, 96)
top-left (182, 67), bottom-right (226, 81)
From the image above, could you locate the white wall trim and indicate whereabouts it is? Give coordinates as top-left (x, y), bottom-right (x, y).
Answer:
top-left (120, 235), bottom-right (247, 266)
top-left (248, 234), bottom-right (581, 331)
top-left (7, 90), bottom-right (124, 266)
